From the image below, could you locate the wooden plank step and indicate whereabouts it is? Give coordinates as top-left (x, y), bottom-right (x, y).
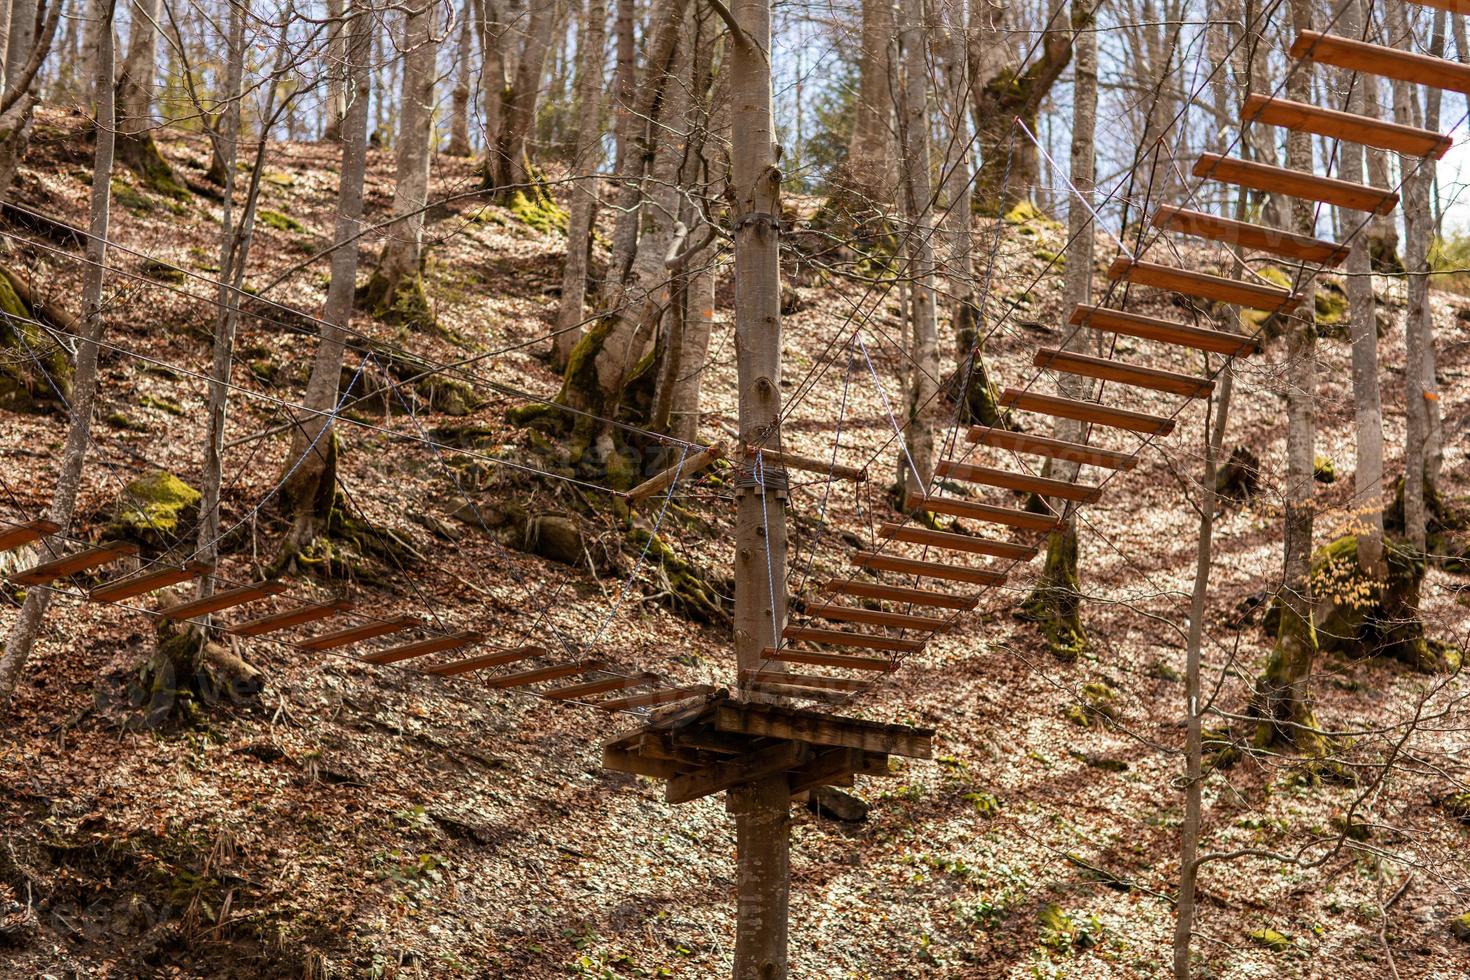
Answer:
top-left (298, 615), bottom-right (418, 651)
top-left (922, 465), bottom-right (1099, 504)
top-left (905, 486), bottom-right (1060, 530)
top-left (1069, 302), bottom-right (1263, 356)
top-left (804, 602), bottom-right (952, 631)
top-left (877, 522), bottom-right (1037, 560)
top-left (1151, 205), bottom-right (1348, 266)
top-left (1291, 30), bottom-right (1470, 97)
top-left (359, 630), bottom-right (483, 665)
top-left (1408, 0), bottom-right (1469, 13)
top-left (12, 542), bottom-right (139, 586)
top-left (821, 578), bottom-right (978, 611)
top-left (545, 673), bottom-right (658, 701)
top-left (89, 561), bottom-right (214, 603)
top-left (1035, 346), bottom-right (1215, 399)
top-left (1242, 93), bottom-right (1451, 160)
top-left (596, 684), bottom-right (715, 711)
top-left (422, 644), bottom-right (546, 676)
top-left (741, 669), bottom-right (876, 693)
top-left (764, 648), bottom-right (896, 671)
top-left (744, 682), bottom-right (851, 705)
top-left (1108, 257), bottom-right (1302, 312)
top-left (0, 519), bottom-right (59, 552)
top-left (966, 426), bottom-right (1138, 471)
top-left (485, 659), bottom-right (597, 689)
top-left (228, 599), bottom-right (354, 636)
top-left (998, 389), bottom-right (1175, 436)
top-left (1193, 152), bottom-right (1398, 215)
top-left (782, 625), bottom-right (925, 653)
top-left (851, 551), bottom-right (1009, 586)
top-left (160, 580), bottom-right (287, 619)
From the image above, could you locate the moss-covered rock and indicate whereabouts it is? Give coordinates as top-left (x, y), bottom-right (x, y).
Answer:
top-left (257, 209), bottom-right (306, 234)
top-left (1312, 455), bottom-right (1336, 484)
top-left (1247, 928), bottom-right (1292, 952)
top-left (107, 470), bottom-right (201, 553)
top-left (0, 271), bottom-right (71, 413)
top-left (505, 188), bottom-right (567, 235)
top-left (1452, 912), bottom-right (1470, 941)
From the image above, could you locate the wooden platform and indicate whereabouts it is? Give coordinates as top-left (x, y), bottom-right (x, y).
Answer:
top-left (850, 551), bottom-right (1008, 586)
top-left (820, 578), bottom-right (978, 611)
top-left (1151, 205), bottom-right (1350, 266)
top-left (0, 519), bottom-right (59, 552)
top-left (602, 692), bottom-right (932, 805)
top-left (1242, 93), bottom-right (1451, 160)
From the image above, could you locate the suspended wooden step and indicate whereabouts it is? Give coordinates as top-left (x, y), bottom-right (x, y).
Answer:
top-left (160, 580), bottom-right (288, 619)
top-left (422, 644), bottom-right (545, 676)
top-left (1150, 205), bottom-right (1349, 267)
top-left (1107, 257), bottom-right (1303, 312)
top-left (851, 551), bottom-right (1008, 586)
top-left (89, 561), bottom-right (213, 603)
top-left (966, 426), bottom-right (1138, 471)
top-left (298, 615), bottom-right (418, 651)
top-left (11, 542), bottom-right (139, 586)
top-left (228, 598), bottom-right (355, 636)
top-left (905, 484), bottom-right (1059, 530)
top-left (782, 625), bottom-right (924, 653)
top-left (596, 684), bottom-right (715, 712)
top-left (1193, 152), bottom-right (1398, 215)
top-left (741, 669), bottom-right (870, 693)
top-left (804, 602), bottom-right (951, 632)
top-left (741, 681), bottom-right (851, 705)
top-left (1070, 303), bottom-right (1264, 357)
top-left (998, 389), bottom-right (1175, 437)
top-left (545, 672), bottom-right (659, 701)
top-left (0, 519), bottom-right (59, 552)
top-left (921, 466), bottom-right (1099, 504)
top-left (821, 578), bottom-right (978, 611)
top-left (1035, 347), bottom-right (1215, 399)
top-left (485, 659), bottom-right (597, 690)
top-left (1242, 93), bottom-right (1451, 160)
top-left (1290, 30), bottom-right (1470, 97)
top-left (764, 647), bottom-right (896, 671)
top-left (359, 630), bottom-right (483, 665)
top-left (1407, 0), bottom-right (1469, 13)
top-left (877, 523), bottom-right (1037, 560)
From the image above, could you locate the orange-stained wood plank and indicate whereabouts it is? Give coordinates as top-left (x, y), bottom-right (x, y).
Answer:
top-left (544, 673), bottom-right (658, 701)
top-left (1242, 93), bottom-right (1451, 160)
top-left (422, 644), bottom-right (546, 676)
top-left (483, 660), bottom-right (596, 689)
top-left (877, 523), bottom-right (1037, 560)
top-left (804, 602), bottom-right (951, 631)
top-left (159, 580), bottom-right (288, 619)
top-left (966, 426), bottom-right (1138, 471)
top-left (741, 669), bottom-right (871, 692)
top-left (89, 561), bottom-right (214, 603)
top-left (0, 519), bottom-right (60, 552)
top-left (1035, 347), bottom-right (1215, 399)
top-left (12, 542), bottom-right (140, 586)
top-left (1108, 257), bottom-right (1302, 312)
top-left (998, 389), bottom-right (1175, 436)
top-left (764, 647), bottom-right (896, 671)
top-left (923, 465), bottom-right (1099, 503)
top-left (1151, 205), bottom-right (1349, 266)
top-left (851, 551), bottom-right (1009, 586)
top-left (820, 578), bottom-right (978, 610)
top-left (297, 615), bottom-right (418, 651)
top-left (227, 599), bottom-right (355, 636)
top-left (1407, 0), bottom-right (1470, 13)
top-left (1291, 30), bottom-right (1470, 97)
top-left (1194, 152), bottom-right (1398, 215)
top-left (1070, 302), bottom-right (1264, 356)
top-left (782, 625), bottom-right (924, 653)
top-left (596, 684), bottom-right (715, 711)
top-left (359, 630), bottom-right (483, 665)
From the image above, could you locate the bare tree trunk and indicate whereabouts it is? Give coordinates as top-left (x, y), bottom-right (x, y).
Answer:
top-left (896, 0), bottom-right (937, 494)
top-left (360, 2), bottom-right (438, 325)
top-left (0, 0), bottom-right (115, 698)
top-left (0, 0), bottom-right (14, 99)
top-left (937, 0), bottom-right (973, 347)
top-left (5, 0), bottom-right (34, 84)
top-left (844, 0), bottom-right (894, 204)
top-left (278, 0), bottom-right (370, 561)
top-left (479, 0), bottom-right (508, 159)
top-left (323, 0), bottom-right (346, 140)
top-left (1359, 71), bottom-right (1401, 271)
top-left (489, 0), bottom-right (557, 190)
top-left (447, 0), bottom-right (474, 155)
top-left (728, 0), bottom-right (790, 968)
top-left (670, 250), bottom-right (715, 444)
top-left (1337, 0), bottom-right (1384, 578)
top-left (1421, 12), bottom-right (1446, 489)
top-left (116, 0), bottom-right (185, 195)
top-left (552, 0), bottom-right (607, 370)
top-left (610, 0), bottom-right (635, 173)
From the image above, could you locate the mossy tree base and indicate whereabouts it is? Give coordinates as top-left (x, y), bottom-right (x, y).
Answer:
top-left (1016, 525), bottom-right (1087, 660)
top-left (130, 621), bottom-right (263, 730)
top-left (1249, 603), bottom-right (1329, 757)
top-left (0, 266), bottom-right (73, 413)
top-left (117, 131), bottom-right (190, 201)
top-left (1386, 476), bottom-right (1470, 574)
top-left (271, 495), bottom-right (418, 586)
top-left (359, 268), bottom-right (436, 332)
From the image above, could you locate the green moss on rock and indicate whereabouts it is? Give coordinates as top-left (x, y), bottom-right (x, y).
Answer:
top-left (1248, 928), bottom-right (1292, 952)
top-left (0, 272), bottom-right (72, 413)
top-left (109, 470), bottom-right (201, 551)
top-left (258, 209), bottom-right (306, 234)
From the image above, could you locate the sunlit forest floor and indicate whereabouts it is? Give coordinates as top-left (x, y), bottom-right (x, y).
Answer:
top-left (2, 110), bottom-right (1469, 978)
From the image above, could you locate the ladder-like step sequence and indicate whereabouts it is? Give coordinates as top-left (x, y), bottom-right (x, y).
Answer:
top-left (1151, 206), bottom-right (1349, 267)
top-left (966, 426), bottom-right (1138, 471)
top-left (925, 466), bottom-right (1099, 504)
top-left (782, 625), bottom-right (924, 653)
top-left (999, 389), bottom-right (1176, 436)
top-left (1194, 152), bottom-right (1398, 215)
top-left (1242, 93), bottom-right (1452, 160)
top-left (821, 578), bottom-right (978, 611)
top-left (1035, 346), bottom-right (1215, 399)
top-left (160, 580), bottom-right (287, 619)
top-left (904, 484), bottom-right (1060, 531)
top-left (0, 519), bottom-right (59, 552)
top-left (1070, 303), bottom-right (1263, 357)
top-left (11, 542), bottom-right (139, 586)
top-left (89, 561), bottom-right (214, 603)
top-left (1108, 258), bottom-right (1303, 313)
top-left (228, 599), bottom-right (355, 635)
top-left (1291, 30), bottom-right (1470, 97)
top-left (805, 602), bottom-right (952, 632)
top-left (877, 522), bottom-right (1037, 560)
top-left (851, 551), bottom-right (1008, 586)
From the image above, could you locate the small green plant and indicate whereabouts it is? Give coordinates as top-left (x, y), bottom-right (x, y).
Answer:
top-left (963, 791), bottom-right (1002, 818)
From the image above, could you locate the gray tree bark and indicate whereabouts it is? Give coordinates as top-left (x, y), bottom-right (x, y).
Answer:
top-left (324, 0), bottom-right (346, 140)
top-left (845, 0), bottom-right (895, 204)
top-left (448, 0), bottom-right (474, 155)
top-left (489, 0), bottom-right (557, 190)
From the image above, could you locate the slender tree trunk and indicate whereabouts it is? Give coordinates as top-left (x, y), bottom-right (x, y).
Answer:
top-left (324, 0), bottom-right (346, 140)
top-left (0, 0), bottom-right (14, 99)
top-left (361, 2), bottom-right (438, 325)
top-left (896, 0), bottom-right (937, 494)
top-left (610, 0), bottom-right (635, 174)
top-left (278, 0), bottom-right (370, 560)
top-left (0, 0), bottom-right (115, 698)
top-left (1359, 71), bottom-right (1400, 270)
top-left (489, 0), bottom-right (557, 190)
top-left (728, 0), bottom-right (790, 969)
top-left (479, 0), bottom-right (508, 159)
top-left (670, 248), bottom-right (715, 444)
top-left (1337, 0), bottom-right (1384, 578)
top-left (845, 0), bottom-right (894, 204)
top-left (448, 0), bottom-right (474, 155)
top-left (937, 0), bottom-right (973, 347)
top-left (5, 0), bottom-right (34, 84)
top-left (1421, 11), bottom-right (1446, 489)
top-left (552, 0), bottom-right (607, 369)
